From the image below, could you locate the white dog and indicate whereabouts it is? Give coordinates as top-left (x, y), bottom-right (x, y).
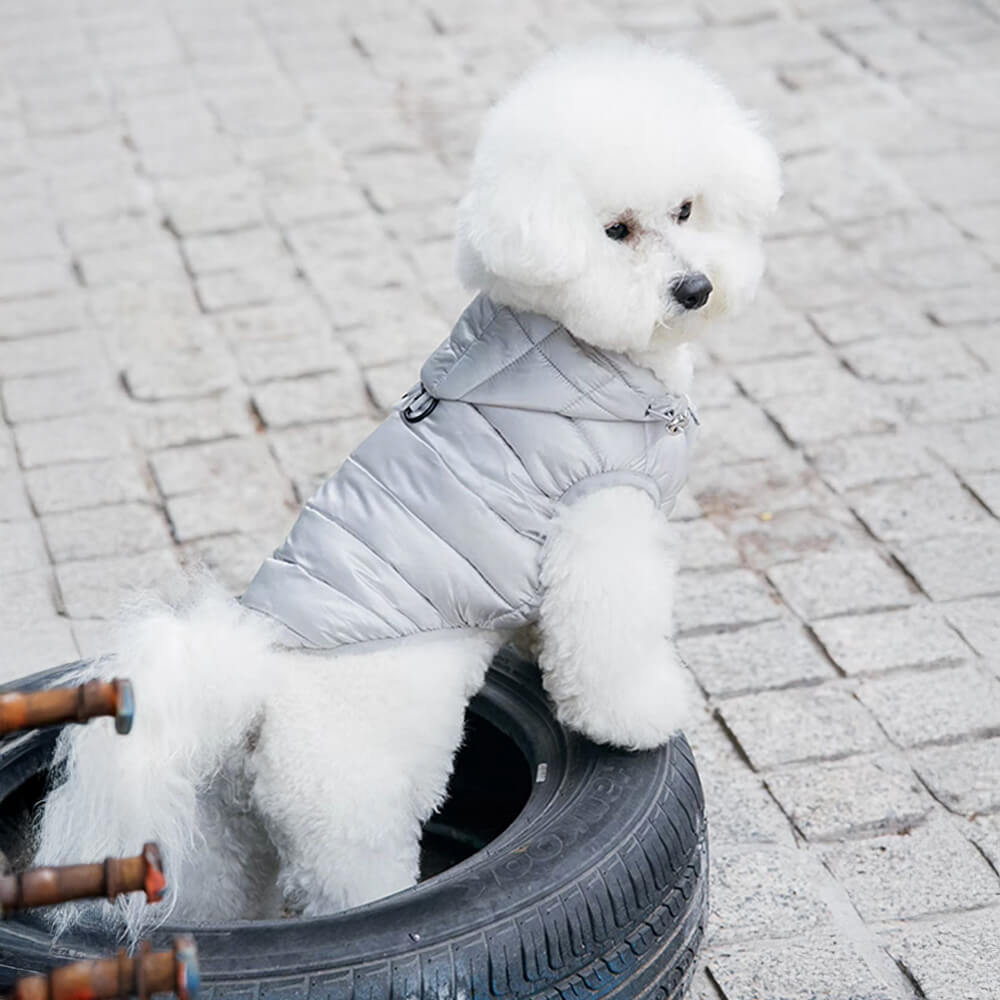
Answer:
top-left (35, 39), bottom-right (780, 940)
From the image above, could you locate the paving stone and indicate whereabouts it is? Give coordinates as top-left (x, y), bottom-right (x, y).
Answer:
top-left (76, 243), bottom-right (186, 286)
top-left (808, 432), bottom-right (942, 492)
top-left (182, 227), bottom-right (286, 273)
top-left (0, 330), bottom-right (105, 378)
top-left (268, 418), bottom-right (379, 494)
top-left (766, 755), bottom-right (932, 841)
top-left (717, 685), bottom-right (887, 770)
top-left (336, 300), bottom-right (446, 368)
top-left (127, 391), bottom-right (254, 450)
top-left (195, 264), bottom-right (304, 312)
top-left (707, 292), bottom-right (824, 365)
top-left (231, 333), bottom-right (354, 385)
top-left (839, 334), bottom-right (984, 383)
top-left (856, 665), bottom-right (1000, 747)
top-left (696, 750), bottom-right (795, 847)
top-left (1, 370), bottom-right (118, 423)
top-left (14, 413), bottom-right (131, 467)
top-left (725, 506), bottom-right (866, 570)
top-left (767, 549), bottom-right (916, 620)
top-left (706, 934), bottom-right (898, 1000)
top-left (678, 619), bottom-right (835, 697)
top-left (364, 360), bottom-right (419, 411)
top-left (891, 376), bottom-right (1000, 425)
top-left (160, 176), bottom-right (265, 235)
top-left (808, 298), bottom-right (935, 346)
top-left (923, 417), bottom-right (1000, 476)
top-left (25, 458), bottom-right (153, 515)
top-left (0, 469), bottom-right (31, 521)
top-left (149, 438), bottom-right (282, 496)
top-left (674, 569), bottom-right (782, 635)
top-left (912, 737), bottom-right (1000, 816)
top-left (896, 526), bottom-right (1000, 601)
top-left (122, 347), bottom-right (239, 401)
top-left (676, 518), bottom-right (741, 571)
top-left (762, 384), bottom-right (899, 445)
top-left (0, 618), bottom-right (79, 681)
top-left (0, 519), bottom-right (49, 576)
top-left (0, 257), bottom-right (73, 300)
top-left (69, 617), bottom-right (113, 661)
top-left (930, 283), bottom-right (1000, 327)
top-left (963, 471), bottom-right (1000, 518)
top-left (709, 845), bottom-right (834, 945)
top-left (691, 453), bottom-right (832, 518)
top-left (691, 397), bottom-right (789, 466)
top-left (823, 817), bottom-right (1000, 921)
top-left (61, 214), bottom-right (164, 253)
top-left (55, 549), bottom-right (184, 620)
top-left (0, 292), bottom-right (83, 339)
top-left (943, 597), bottom-right (1000, 662)
top-left (42, 503), bottom-right (172, 562)
top-left (730, 354), bottom-right (845, 403)
top-left (252, 370), bottom-right (370, 428)
top-left (884, 908), bottom-right (1000, 1000)
top-left (164, 483), bottom-right (295, 543)
top-left (966, 811), bottom-right (1000, 868)
top-left (179, 531), bottom-right (276, 595)
top-left (811, 605), bottom-right (970, 675)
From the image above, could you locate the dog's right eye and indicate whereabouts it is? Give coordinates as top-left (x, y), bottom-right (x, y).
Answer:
top-left (605, 222), bottom-right (630, 241)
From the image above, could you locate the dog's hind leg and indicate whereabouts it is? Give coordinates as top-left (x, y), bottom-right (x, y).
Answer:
top-left (249, 633), bottom-right (499, 915)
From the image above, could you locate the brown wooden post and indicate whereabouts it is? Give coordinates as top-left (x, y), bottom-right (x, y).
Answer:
top-left (0, 844), bottom-right (166, 917)
top-left (10, 935), bottom-right (199, 1000)
top-left (0, 679), bottom-right (134, 736)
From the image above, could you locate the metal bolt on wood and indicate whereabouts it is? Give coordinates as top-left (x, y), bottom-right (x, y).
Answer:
top-left (0, 679), bottom-right (134, 736)
top-left (1, 844), bottom-right (166, 917)
top-left (9, 935), bottom-right (199, 1000)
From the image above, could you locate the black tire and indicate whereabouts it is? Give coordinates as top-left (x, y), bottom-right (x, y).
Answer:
top-left (0, 650), bottom-right (707, 999)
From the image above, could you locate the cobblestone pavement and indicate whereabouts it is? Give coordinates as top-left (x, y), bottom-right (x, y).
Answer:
top-left (1, 0), bottom-right (999, 995)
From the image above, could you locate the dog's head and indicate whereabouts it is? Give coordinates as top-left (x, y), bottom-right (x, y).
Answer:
top-left (456, 40), bottom-right (782, 353)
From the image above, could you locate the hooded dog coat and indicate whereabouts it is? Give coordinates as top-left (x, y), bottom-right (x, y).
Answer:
top-left (241, 294), bottom-right (697, 650)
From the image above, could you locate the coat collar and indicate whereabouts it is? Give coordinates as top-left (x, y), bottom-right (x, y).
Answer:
top-left (420, 294), bottom-right (694, 425)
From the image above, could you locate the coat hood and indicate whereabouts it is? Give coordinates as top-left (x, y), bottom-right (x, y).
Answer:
top-left (420, 294), bottom-right (686, 423)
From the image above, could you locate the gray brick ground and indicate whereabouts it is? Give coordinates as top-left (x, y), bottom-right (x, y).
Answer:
top-left (679, 619), bottom-right (835, 697)
top-left (708, 845), bottom-right (835, 944)
top-left (706, 935), bottom-right (900, 1000)
top-left (911, 737), bottom-right (1000, 816)
top-left (857, 665), bottom-right (1000, 748)
top-left (717, 685), bottom-right (887, 770)
top-left (766, 755), bottom-right (933, 842)
top-left (884, 909), bottom-right (1000, 1000)
top-left (824, 817), bottom-right (1000, 922)
top-left (2, 1), bottom-right (999, 993)
top-left (895, 527), bottom-right (1000, 601)
top-left (811, 605), bottom-right (971, 676)
top-left (767, 549), bottom-right (917, 621)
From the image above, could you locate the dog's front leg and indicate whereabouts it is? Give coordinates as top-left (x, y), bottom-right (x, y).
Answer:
top-left (537, 486), bottom-right (690, 750)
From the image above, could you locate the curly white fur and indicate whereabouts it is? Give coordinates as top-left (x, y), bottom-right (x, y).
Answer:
top-left (35, 37), bottom-right (780, 940)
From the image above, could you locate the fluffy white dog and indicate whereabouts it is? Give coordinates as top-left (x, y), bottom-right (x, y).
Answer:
top-left (35, 39), bottom-right (780, 940)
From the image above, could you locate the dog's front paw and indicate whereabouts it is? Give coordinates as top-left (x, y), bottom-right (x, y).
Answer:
top-left (551, 655), bottom-right (691, 751)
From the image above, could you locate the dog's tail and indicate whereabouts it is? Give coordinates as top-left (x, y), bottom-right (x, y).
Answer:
top-left (33, 578), bottom-right (281, 943)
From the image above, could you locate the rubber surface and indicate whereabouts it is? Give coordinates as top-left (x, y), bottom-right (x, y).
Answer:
top-left (0, 650), bottom-right (708, 999)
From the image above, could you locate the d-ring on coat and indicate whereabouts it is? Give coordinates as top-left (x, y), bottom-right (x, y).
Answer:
top-left (241, 294), bottom-right (697, 651)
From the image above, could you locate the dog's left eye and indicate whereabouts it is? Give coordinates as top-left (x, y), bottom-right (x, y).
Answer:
top-left (677, 200), bottom-right (692, 223)
top-left (605, 221), bottom-right (631, 241)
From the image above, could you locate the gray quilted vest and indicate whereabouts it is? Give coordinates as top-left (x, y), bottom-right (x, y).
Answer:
top-left (240, 294), bottom-right (697, 650)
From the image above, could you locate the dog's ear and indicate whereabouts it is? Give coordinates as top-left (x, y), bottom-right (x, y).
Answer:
top-left (456, 159), bottom-right (589, 291)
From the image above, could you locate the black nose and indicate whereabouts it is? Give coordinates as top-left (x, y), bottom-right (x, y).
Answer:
top-left (672, 272), bottom-right (713, 310)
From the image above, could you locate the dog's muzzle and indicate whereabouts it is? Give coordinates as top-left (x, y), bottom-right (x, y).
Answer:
top-left (671, 272), bottom-right (713, 311)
